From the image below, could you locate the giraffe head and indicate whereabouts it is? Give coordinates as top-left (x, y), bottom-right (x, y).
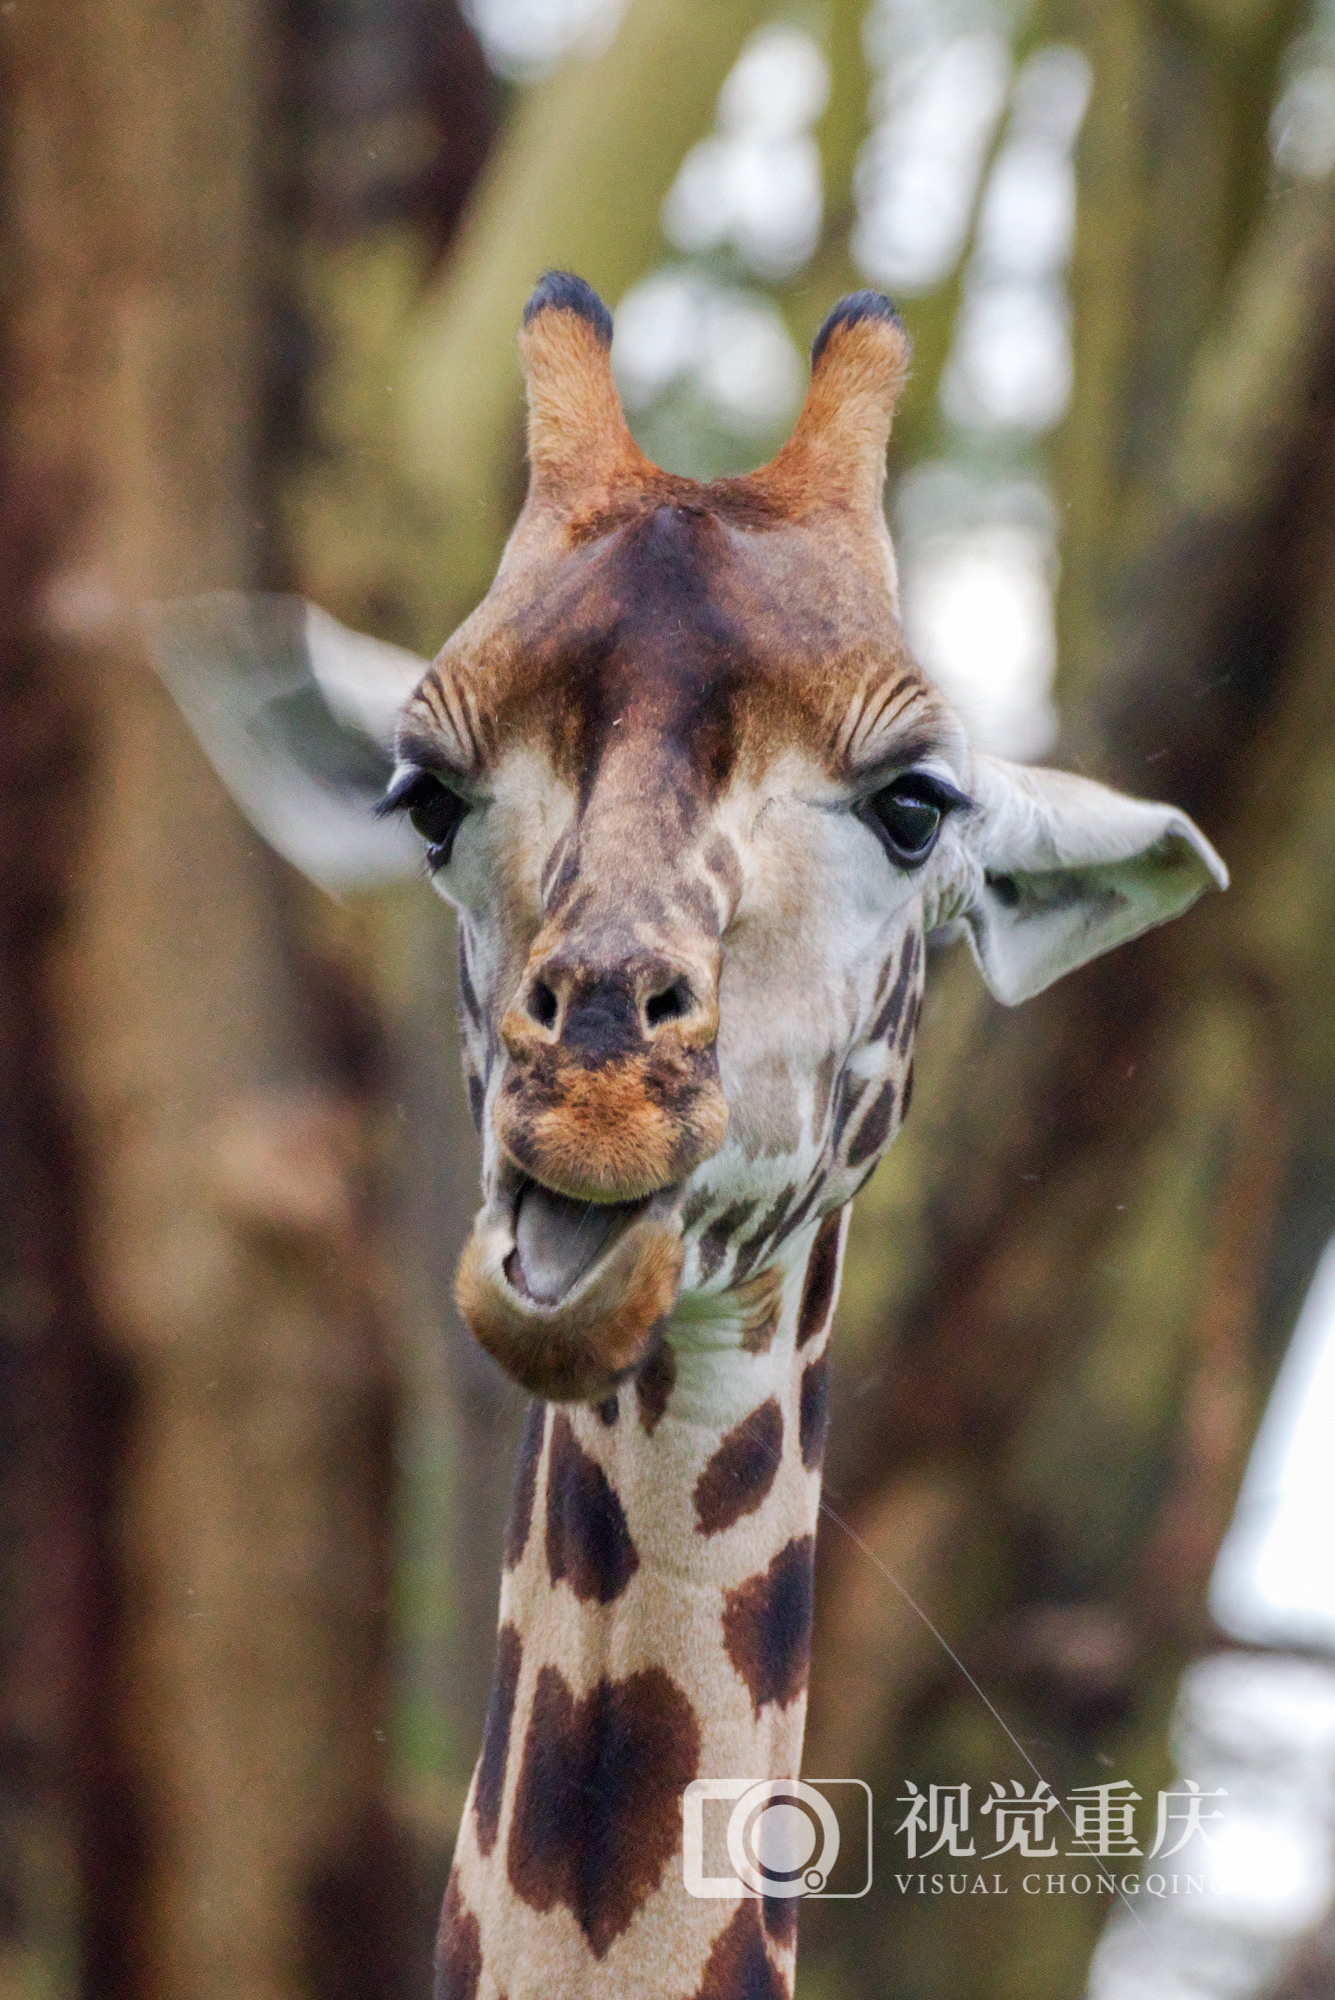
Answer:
top-left (382, 273), bottom-right (1224, 1405)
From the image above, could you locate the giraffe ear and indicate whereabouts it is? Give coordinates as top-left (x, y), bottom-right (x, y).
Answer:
top-left (517, 271), bottom-right (645, 514)
top-left (754, 292), bottom-right (911, 519)
top-left (142, 593), bottom-right (425, 893)
top-left (963, 756), bottom-right (1228, 1005)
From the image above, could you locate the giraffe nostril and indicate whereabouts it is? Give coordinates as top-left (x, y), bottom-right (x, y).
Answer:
top-left (528, 981), bottom-right (559, 1031)
top-left (645, 978), bottom-right (694, 1030)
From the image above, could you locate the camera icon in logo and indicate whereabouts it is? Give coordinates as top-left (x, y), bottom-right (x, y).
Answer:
top-left (683, 1778), bottom-right (873, 1900)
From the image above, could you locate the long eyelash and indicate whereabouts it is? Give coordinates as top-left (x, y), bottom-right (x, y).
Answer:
top-left (375, 769), bottom-right (436, 819)
top-left (905, 774), bottom-right (975, 818)
top-left (863, 771), bottom-right (975, 817)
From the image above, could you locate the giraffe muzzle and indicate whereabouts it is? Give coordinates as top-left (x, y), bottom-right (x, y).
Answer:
top-left (460, 961), bottom-right (726, 1397)
top-left (495, 957), bottom-right (729, 1204)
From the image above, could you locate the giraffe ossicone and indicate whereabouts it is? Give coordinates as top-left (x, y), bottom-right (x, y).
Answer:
top-left (377, 272), bottom-right (1226, 2000)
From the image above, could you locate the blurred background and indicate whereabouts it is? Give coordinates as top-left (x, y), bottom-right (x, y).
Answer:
top-left (5, 0), bottom-right (1335, 1995)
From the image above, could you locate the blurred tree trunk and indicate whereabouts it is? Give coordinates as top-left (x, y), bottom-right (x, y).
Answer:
top-left (0, 384), bottom-right (119, 2000)
top-left (0, 2), bottom-right (419, 1994)
top-left (799, 19), bottom-right (1335, 2000)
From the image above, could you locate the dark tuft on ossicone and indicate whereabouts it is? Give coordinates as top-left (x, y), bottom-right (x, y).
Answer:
top-left (810, 289), bottom-right (905, 369)
top-left (523, 270), bottom-right (614, 349)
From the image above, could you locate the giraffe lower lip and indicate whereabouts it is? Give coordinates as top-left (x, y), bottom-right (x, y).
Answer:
top-left (508, 1181), bottom-right (650, 1304)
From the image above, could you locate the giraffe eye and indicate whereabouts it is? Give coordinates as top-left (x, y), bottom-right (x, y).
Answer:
top-left (862, 773), bottom-right (969, 869)
top-left (377, 770), bottom-right (470, 865)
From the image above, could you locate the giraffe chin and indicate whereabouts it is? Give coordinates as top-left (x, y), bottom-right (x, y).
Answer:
top-left (454, 1185), bottom-right (685, 1403)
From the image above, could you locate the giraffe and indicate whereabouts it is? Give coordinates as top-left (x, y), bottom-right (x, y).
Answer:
top-left (376, 271), bottom-right (1226, 2000)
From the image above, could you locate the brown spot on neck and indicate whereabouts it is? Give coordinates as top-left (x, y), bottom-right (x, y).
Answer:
top-left (796, 1211), bottom-right (843, 1348)
top-left (545, 1413), bottom-right (639, 1604)
top-left (434, 1877), bottom-right (482, 2000)
top-left (636, 1339), bottom-right (676, 1432)
top-left (734, 1183), bottom-right (798, 1282)
top-left (473, 1624), bottom-right (522, 1857)
top-left (697, 1199), bottom-right (758, 1282)
top-left (722, 1536), bottom-right (816, 1715)
top-left (689, 1902), bottom-right (788, 2000)
top-left (845, 1074), bottom-right (901, 1169)
top-left (502, 1401), bottom-right (546, 1570)
top-left (799, 1354), bottom-right (829, 1471)
top-left (694, 1399), bottom-right (784, 1536)
top-left (764, 1893), bottom-right (799, 1952)
top-left (506, 1663), bottom-right (702, 1957)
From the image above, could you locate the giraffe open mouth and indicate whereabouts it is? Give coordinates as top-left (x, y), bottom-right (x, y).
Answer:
top-left (454, 1175), bottom-right (686, 1402)
top-left (506, 1180), bottom-right (651, 1305)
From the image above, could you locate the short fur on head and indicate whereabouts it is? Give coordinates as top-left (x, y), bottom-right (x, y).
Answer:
top-left (383, 273), bottom-right (1226, 1404)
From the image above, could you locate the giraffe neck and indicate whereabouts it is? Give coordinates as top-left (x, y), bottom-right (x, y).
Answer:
top-left (436, 1205), bottom-right (848, 2000)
